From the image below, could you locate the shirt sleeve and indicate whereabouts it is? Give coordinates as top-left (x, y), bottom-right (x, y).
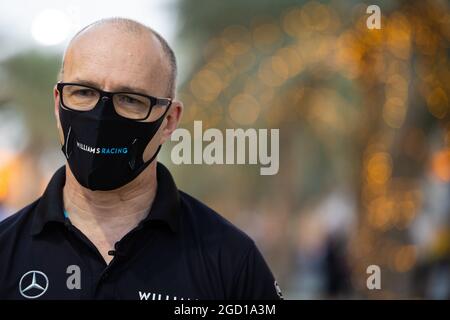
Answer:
top-left (231, 242), bottom-right (283, 300)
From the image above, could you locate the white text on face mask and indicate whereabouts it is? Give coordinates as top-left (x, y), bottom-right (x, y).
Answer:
top-left (76, 141), bottom-right (128, 155)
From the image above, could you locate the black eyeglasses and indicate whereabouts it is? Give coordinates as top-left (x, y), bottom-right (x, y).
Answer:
top-left (57, 82), bottom-right (172, 121)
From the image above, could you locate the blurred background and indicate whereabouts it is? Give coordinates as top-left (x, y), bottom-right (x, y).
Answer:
top-left (0, 0), bottom-right (449, 299)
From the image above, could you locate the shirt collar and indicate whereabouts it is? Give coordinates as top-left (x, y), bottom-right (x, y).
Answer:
top-left (31, 162), bottom-right (181, 236)
top-left (141, 162), bottom-right (181, 233)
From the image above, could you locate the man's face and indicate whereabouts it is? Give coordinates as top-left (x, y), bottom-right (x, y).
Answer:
top-left (54, 24), bottom-right (181, 163)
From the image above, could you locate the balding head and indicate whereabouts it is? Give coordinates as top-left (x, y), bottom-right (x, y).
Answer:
top-left (60, 18), bottom-right (177, 97)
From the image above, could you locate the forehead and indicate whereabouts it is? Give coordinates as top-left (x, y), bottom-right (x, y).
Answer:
top-left (62, 25), bottom-right (168, 95)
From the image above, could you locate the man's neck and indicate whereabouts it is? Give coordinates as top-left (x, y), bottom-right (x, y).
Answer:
top-left (62, 162), bottom-right (158, 264)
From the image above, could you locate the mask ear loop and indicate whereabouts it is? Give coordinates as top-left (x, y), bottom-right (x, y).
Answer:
top-left (127, 101), bottom-right (173, 170)
top-left (145, 144), bottom-right (162, 166)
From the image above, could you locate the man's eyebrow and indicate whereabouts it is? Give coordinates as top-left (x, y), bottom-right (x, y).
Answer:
top-left (69, 78), bottom-right (151, 96)
top-left (115, 85), bottom-right (150, 95)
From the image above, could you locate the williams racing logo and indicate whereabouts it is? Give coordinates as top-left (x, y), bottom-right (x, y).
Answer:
top-left (76, 141), bottom-right (128, 155)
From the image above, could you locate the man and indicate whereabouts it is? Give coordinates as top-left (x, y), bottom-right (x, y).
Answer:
top-left (0, 18), bottom-right (282, 300)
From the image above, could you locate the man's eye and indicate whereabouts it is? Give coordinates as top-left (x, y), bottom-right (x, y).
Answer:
top-left (124, 96), bottom-right (138, 104)
top-left (118, 95), bottom-right (143, 105)
top-left (73, 89), bottom-right (96, 97)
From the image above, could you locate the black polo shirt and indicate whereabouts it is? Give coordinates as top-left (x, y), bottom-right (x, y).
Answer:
top-left (0, 163), bottom-right (281, 300)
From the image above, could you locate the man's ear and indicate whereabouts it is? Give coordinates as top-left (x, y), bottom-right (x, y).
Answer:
top-left (159, 100), bottom-right (183, 144)
top-left (54, 85), bottom-right (60, 120)
top-left (53, 85), bottom-right (64, 145)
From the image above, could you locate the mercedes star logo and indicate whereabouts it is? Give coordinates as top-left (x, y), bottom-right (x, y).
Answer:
top-left (19, 270), bottom-right (49, 299)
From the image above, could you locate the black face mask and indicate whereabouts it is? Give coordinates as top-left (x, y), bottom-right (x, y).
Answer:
top-left (59, 97), bottom-right (170, 191)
